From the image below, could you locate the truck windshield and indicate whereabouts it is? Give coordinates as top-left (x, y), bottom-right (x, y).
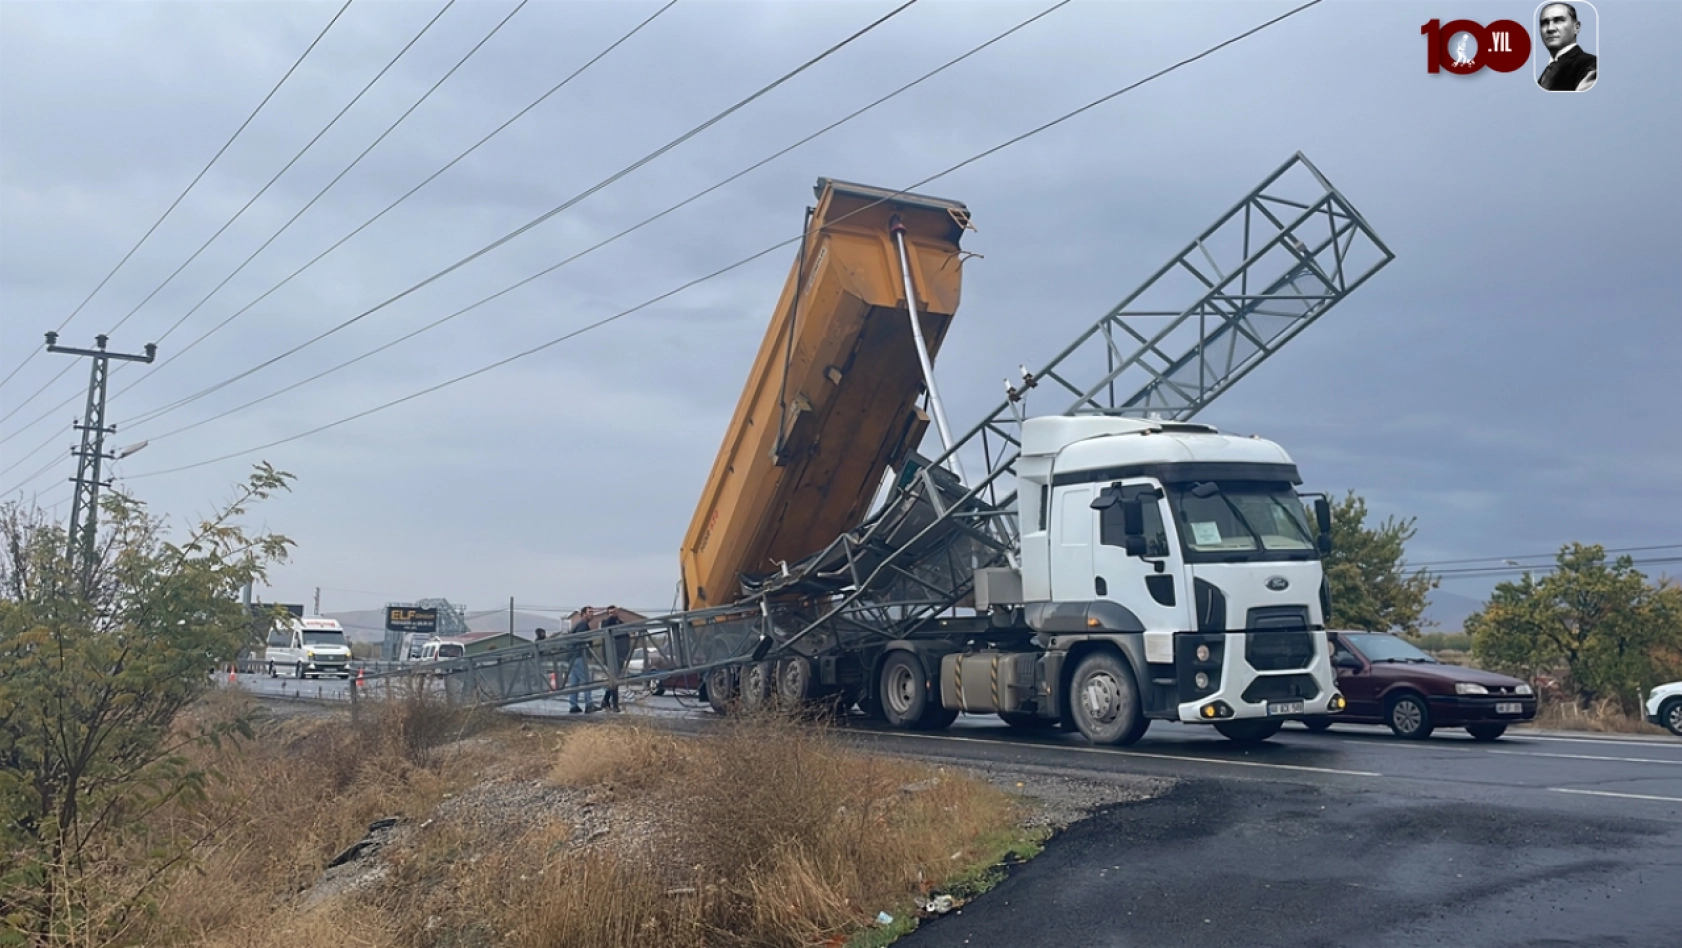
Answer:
top-left (1168, 481), bottom-right (1316, 561)
top-left (302, 630), bottom-right (346, 646)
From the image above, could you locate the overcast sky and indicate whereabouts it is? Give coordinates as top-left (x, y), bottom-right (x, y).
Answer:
top-left (2, 0), bottom-right (1677, 621)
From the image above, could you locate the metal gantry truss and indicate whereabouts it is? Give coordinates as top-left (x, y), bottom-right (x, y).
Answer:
top-left (355, 154), bottom-right (1394, 708)
top-left (756, 152), bottom-right (1394, 653)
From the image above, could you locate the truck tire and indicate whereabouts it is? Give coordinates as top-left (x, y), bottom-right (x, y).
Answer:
top-left (879, 651), bottom-right (936, 730)
top-left (267, 662), bottom-right (276, 678)
top-left (705, 666), bottom-right (736, 715)
top-left (1214, 719), bottom-right (1283, 744)
top-left (1387, 692), bottom-right (1434, 739)
top-left (296, 662), bottom-right (306, 680)
top-left (739, 661), bottom-right (773, 712)
top-left (1067, 651), bottom-right (1149, 746)
top-left (776, 656), bottom-right (813, 709)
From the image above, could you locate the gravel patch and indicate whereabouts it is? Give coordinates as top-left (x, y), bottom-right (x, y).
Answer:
top-left (939, 760), bottom-right (1172, 829)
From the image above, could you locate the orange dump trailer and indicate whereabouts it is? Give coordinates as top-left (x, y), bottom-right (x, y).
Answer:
top-left (680, 179), bottom-right (970, 609)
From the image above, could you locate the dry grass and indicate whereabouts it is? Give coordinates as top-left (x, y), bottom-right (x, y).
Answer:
top-left (1527, 695), bottom-right (1669, 736)
top-left (131, 704), bottom-right (1026, 948)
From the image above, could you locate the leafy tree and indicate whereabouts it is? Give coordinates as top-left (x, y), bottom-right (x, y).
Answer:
top-left (1466, 543), bottom-right (1682, 710)
top-left (0, 465), bottom-right (293, 941)
top-left (1319, 491), bottom-right (1438, 634)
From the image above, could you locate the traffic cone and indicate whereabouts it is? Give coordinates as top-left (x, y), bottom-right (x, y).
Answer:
top-left (548, 671), bottom-right (558, 691)
top-left (228, 663), bottom-right (238, 683)
top-left (355, 667), bottom-right (366, 689)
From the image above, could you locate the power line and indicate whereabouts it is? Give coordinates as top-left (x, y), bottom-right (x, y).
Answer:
top-left (128, 0), bottom-right (1074, 448)
top-left (1407, 543), bottom-right (1682, 569)
top-left (127, 0), bottom-right (1326, 479)
top-left (2, 0), bottom-right (450, 441)
top-left (0, 0), bottom-right (675, 473)
top-left (1432, 556), bottom-right (1682, 578)
top-left (113, 0), bottom-right (917, 431)
top-left (0, 0), bottom-right (354, 408)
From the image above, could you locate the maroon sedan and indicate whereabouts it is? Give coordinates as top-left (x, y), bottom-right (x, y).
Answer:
top-left (1304, 631), bottom-right (1537, 740)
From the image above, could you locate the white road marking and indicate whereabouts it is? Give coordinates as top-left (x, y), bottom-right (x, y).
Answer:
top-left (874, 730), bottom-right (1381, 777)
top-left (1489, 749), bottom-right (1682, 766)
top-left (1549, 788), bottom-right (1682, 804)
top-left (1512, 732), bottom-right (1682, 748)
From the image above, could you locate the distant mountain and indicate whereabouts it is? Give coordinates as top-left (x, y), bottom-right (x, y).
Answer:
top-left (1422, 591), bottom-right (1484, 632)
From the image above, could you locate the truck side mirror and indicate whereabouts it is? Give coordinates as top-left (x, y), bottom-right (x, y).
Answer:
top-left (1314, 497), bottom-right (1333, 554)
top-left (1122, 498), bottom-right (1146, 557)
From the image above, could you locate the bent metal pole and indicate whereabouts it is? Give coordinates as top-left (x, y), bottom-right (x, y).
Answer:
top-left (889, 214), bottom-right (966, 484)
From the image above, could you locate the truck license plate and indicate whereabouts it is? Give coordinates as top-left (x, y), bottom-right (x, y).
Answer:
top-left (1267, 700), bottom-right (1305, 716)
top-left (1496, 702), bottom-right (1523, 715)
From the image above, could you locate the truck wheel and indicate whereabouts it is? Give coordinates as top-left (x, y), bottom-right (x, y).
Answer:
top-left (879, 651), bottom-right (936, 730)
top-left (1662, 699), bottom-right (1682, 737)
top-left (296, 662), bottom-right (306, 680)
top-left (267, 662), bottom-right (276, 678)
top-left (1068, 651), bottom-right (1149, 746)
top-left (1387, 693), bottom-right (1434, 739)
top-left (1214, 719), bottom-right (1283, 744)
top-left (917, 702), bottom-right (959, 731)
top-left (776, 656), bottom-right (813, 709)
top-left (1466, 723), bottom-right (1507, 741)
top-left (739, 662), bottom-right (773, 712)
top-left (705, 667), bottom-right (736, 715)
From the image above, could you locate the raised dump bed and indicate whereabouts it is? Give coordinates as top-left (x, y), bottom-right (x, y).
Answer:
top-left (679, 179), bottom-right (970, 609)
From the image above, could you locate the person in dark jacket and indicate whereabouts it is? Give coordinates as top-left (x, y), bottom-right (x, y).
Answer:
top-left (566, 607), bottom-right (599, 713)
top-left (1537, 3), bottom-right (1597, 91)
top-left (599, 607), bottom-right (630, 712)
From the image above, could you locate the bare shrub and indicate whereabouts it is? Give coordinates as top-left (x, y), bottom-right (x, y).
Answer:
top-left (1531, 694), bottom-right (1668, 735)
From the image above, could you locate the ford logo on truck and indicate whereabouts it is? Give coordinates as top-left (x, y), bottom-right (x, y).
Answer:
top-left (1266, 576), bottom-right (1290, 591)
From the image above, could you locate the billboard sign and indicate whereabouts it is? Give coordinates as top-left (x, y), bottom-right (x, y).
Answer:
top-left (385, 606), bottom-right (439, 634)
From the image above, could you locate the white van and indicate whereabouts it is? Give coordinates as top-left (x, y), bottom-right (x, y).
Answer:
top-left (417, 638), bottom-right (467, 662)
top-left (264, 616), bottom-right (353, 679)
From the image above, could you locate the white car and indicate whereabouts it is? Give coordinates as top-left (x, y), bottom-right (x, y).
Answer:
top-left (1647, 681), bottom-right (1682, 737)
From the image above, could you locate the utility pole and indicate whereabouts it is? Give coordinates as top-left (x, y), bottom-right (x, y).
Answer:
top-left (45, 332), bottom-right (156, 591)
top-left (314, 586), bottom-right (322, 615)
top-left (508, 596), bottom-right (515, 639)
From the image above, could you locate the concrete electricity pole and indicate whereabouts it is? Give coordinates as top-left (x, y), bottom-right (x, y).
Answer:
top-left (45, 332), bottom-right (156, 590)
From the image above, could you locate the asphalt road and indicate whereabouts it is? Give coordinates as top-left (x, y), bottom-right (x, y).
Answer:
top-left (235, 679), bottom-right (1682, 945)
top-left (851, 721), bottom-right (1682, 948)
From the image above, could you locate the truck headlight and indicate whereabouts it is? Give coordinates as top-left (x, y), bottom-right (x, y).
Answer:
top-left (1455, 682), bottom-right (1489, 695)
top-left (1514, 683), bottom-right (1533, 695)
top-left (1194, 672), bottom-right (1210, 689)
top-left (1195, 644), bottom-right (1211, 662)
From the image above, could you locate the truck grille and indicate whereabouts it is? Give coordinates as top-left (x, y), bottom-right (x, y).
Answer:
top-left (1242, 673), bottom-right (1320, 703)
top-left (1244, 630), bottom-right (1314, 670)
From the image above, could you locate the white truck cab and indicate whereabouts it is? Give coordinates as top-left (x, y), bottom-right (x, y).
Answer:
top-left (1000, 415), bottom-right (1344, 740)
top-left (264, 615), bottom-right (353, 679)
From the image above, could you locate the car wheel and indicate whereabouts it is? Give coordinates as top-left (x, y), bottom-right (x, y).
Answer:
top-left (1387, 693), bottom-right (1434, 739)
top-left (1661, 698), bottom-right (1682, 738)
top-left (1302, 716), bottom-right (1333, 732)
top-left (1215, 719), bottom-right (1284, 744)
top-left (651, 681), bottom-right (667, 697)
top-left (1466, 723), bottom-right (1507, 741)
top-left (1067, 650), bottom-right (1149, 746)
top-left (878, 651), bottom-right (936, 730)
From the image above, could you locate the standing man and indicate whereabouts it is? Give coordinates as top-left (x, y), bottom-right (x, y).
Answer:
top-left (1537, 3), bottom-right (1597, 92)
top-left (599, 607), bottom-right (629, 712)
top-left (566, 607), bottom-right (599, 713)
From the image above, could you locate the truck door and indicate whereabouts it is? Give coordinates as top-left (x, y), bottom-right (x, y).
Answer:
top-left (1049, 484), bottom-right (1097, 602)
top-left (1092, 481), bottom-right (1187, 636)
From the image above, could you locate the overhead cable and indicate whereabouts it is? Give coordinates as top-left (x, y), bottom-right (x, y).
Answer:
top-left (131, 0), bottom-right (1073, 448)
top-left (115, 0), bottom-right (916, 431)
top-left (126, 0), bottom-right (1325, 479)
top-left (0, 0), bottom-right (355, 405)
